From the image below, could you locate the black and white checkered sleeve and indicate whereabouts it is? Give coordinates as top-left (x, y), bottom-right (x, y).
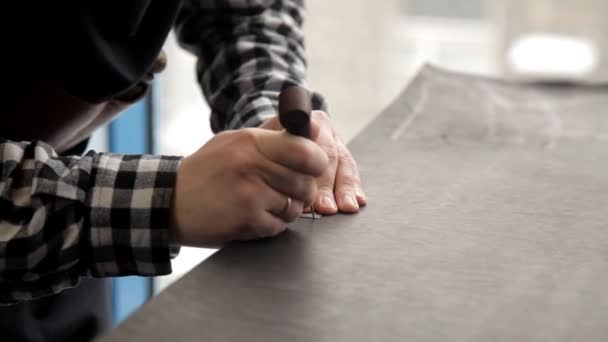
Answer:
top-left (0, 139), bottom-right (181, 304)
top-left (175, 0), bottom-right (327, 132)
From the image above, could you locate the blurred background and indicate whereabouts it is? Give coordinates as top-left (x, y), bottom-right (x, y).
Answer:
top-left (93, 0), bottom-right (608, 324)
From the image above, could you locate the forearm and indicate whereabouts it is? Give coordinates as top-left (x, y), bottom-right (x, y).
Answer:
top-left (175, 0), bottom-right (326, 132)
top-left (0, 139), bottom-right (181, 304)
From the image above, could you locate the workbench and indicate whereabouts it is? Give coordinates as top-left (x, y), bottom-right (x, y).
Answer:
top-left (102, 66), bottom-right (608, 341)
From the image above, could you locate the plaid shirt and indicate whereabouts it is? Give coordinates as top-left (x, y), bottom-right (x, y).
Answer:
top-left (0, 0), bottom-right (325, 304)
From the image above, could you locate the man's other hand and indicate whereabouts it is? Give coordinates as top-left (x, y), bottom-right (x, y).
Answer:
top-left (260, 111), bottom-right (367, 215)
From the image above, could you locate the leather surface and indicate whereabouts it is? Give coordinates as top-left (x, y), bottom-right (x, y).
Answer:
top-left (102, 66), bottom-right (608, 341)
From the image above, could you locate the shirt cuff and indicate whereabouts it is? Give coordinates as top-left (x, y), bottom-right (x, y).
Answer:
top-left (86, 153), bottom-right (182, 278)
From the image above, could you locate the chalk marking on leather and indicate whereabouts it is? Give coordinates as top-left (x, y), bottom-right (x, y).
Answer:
top-left (391, 82), bottom-right (429, 141)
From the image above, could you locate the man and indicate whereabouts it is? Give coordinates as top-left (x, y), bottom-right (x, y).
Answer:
top-left (0, 1), bottom-right (366, 341)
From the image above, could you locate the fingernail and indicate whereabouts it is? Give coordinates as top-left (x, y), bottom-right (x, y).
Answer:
top-left (344, 195), bottom-right (359, 209)
top-left (321, 196), bottom-right (337, 211)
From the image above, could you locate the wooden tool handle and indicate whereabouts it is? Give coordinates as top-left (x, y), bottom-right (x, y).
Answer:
top-left (278, 86), bottom-right (312, 139)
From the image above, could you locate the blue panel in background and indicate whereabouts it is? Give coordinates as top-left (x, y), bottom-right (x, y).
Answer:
top-left (112, 276), bottom-right (151, 325)
top-left (109, 98), bottom-right (153, 325)
top-left (109, 100), bottom-right (149, 154)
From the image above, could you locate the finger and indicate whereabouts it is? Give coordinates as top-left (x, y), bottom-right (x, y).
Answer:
top-left (252, 125), bottom-right (328, 177)
top-left (334, 142), bottom-right (366, 213)
top-left (355, 187), bottom-right (367, 206)
top-left (313, 141), bottom-right (339, 215)
top-left (265, 187), bottom-right (304, 223)
top-left (238, 211), bottom-right (288, 240)
top-left (257, 160), bottom-right (317, 205)
top-left (337, 141), bottom-right (366, 206)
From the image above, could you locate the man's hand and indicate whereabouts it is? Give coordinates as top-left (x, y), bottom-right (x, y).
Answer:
top-left (170, 125), bottom-right (328, 247)
top-left (260, 111), bottom-right (367, 215)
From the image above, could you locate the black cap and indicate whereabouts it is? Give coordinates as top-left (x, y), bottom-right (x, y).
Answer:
top-left (3, 1), bottom-right (181, 103)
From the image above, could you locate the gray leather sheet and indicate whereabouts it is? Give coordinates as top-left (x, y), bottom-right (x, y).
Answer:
top-left (102, 66), bottom-right (608, 341)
